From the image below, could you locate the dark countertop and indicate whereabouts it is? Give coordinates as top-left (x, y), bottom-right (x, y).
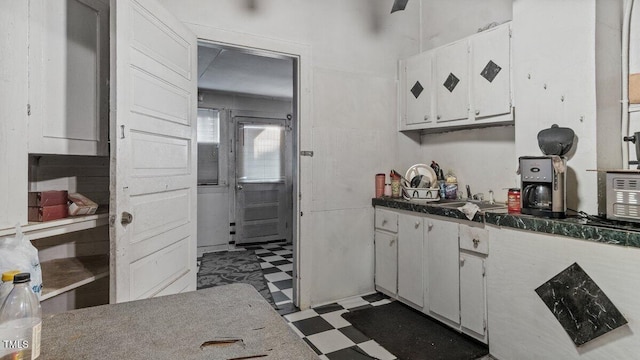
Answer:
top-left (40, 283), bottom-right (318, 360)
top-left (373, 197), bottom-right (640, 249)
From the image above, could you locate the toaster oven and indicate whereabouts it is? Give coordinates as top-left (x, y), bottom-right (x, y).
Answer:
top-left (606, 171), bottom-right (640, 222)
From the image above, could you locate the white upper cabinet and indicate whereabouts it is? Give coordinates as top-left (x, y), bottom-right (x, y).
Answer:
top-left (398, 22), bottom-right (513, 132)
top-left (435, 40), bottom-right (470, 124)
top-left (28, 0), bottom-right (109, 156)
top-left (402, 51), bottom-right (433, 128)
top-left (471, 23), bottom-right (512, 122)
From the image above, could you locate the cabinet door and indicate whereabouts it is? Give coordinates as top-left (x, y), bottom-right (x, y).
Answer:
top-left (460, 253), bottom-right (486, 340)
top-left (375, 230), bottom-right (398, 296)
top-left (398, 215), bottom-right (424, 307)
top-left (435, 40), bottom-right (469, 123)
top-left (111, 0), bottom-right (198, 302)
top-left (427, 217), bottom-right (460, 325)
top-left (471, 24), bottom-right (511, 121)
top-left (28, 0), bottom-right (109, 156)
top-left (405, 51), bottom-right (433, 126)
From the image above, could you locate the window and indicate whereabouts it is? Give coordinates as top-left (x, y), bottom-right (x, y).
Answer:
top-left (237, 123), bottom-right (285, 182)
top-left (197, 108), bottom-right (220, 185)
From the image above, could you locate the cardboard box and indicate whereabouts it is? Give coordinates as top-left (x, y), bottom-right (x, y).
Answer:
top-left (68, 193), bottom-right (99, 216)
top-left (630, 73), bottom-right (640, 104)
top-left (28, 190), bottom-right (68, 207)
top-left (28, 204), bottom-right (69, 222)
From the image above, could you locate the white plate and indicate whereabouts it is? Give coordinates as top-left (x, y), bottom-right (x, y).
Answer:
top-left (405, 164), bottom-right (438, 188)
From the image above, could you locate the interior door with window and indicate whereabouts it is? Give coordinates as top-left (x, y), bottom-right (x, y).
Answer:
top-left (234, 116), bottom-right (292, 244)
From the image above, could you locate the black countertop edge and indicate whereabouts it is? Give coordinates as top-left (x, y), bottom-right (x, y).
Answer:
top-left (373, 198), bottom-right (640, 249)
top-left (372, 197), bottom-right (484, 223)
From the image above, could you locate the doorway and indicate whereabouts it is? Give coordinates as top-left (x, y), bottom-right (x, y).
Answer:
top-left (195, 40), bottom-right (298, 310)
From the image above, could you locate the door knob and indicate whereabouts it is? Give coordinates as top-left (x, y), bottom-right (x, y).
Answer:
top-left (121, 212), bottom-right (133, 225)
top-left (237, 184), bottom-right (243, 190)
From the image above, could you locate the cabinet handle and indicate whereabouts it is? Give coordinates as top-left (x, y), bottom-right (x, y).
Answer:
top-left (473, 238), bottom-right (480, 248)
top-left (415, 221), bottom-right (420, 229)
top-left (437, 115), bottom-right (441, 120)
top-left (427, 222), bottom-right (433, 230)
top-left (475, 110), bottom-right (480, 116)
top-left (390, 238), bottom-right (396, 246)
top-left (424, 115), bottom-right (429, 121)
top-left (382, 219), bottom-right (387, 225)
top-left (460, 257), bottom-right (465, 266)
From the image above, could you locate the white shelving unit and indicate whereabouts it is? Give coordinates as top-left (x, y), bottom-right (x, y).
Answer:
top-left (0, 212), bottom-right (109, 241)
top-left (40, 255), bottom-right (109, 301)
top-left (0, 212), bottom-right (110, 304)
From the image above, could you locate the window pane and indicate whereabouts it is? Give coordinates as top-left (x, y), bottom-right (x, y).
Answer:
top-left (238, 124), bottom-right (285, 182)
top-left (197, 109), bottom-right (220, 185)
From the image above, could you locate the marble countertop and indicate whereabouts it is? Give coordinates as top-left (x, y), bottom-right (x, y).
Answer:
top-left (373, 197), bottom-right (640, 249)
top-left (39, 283), bottom-right (318, 360)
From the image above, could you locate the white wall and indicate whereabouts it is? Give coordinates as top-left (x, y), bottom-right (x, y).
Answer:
top-left (0, 1), bottom-right (28, 230)
top-left (513, 0), bottom-right (623, 214)
top-left (488, 227), bottom-right (640, 359)
top-left (159, 0), bottom-right (421, 306)
top-left (421, 0), bottom-right (513, 50)
top-left (399, 0), bottom-right (516, 203)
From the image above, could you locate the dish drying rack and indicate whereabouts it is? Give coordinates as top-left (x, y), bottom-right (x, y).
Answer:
top-left (402, 163), bottom-right (441, 202)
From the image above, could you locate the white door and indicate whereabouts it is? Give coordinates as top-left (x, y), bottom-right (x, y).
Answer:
top-left (374, 230), bottom-right (397, 296)
top-left (397, 214), bottom-right (424, 307)
top-left (405, 51), bottom-right (433, 126)
top-left (110, 0), bottom-right (198, 302)
top-left (471, 24), bottom-right (511, 120)
top-left (460, 253), bottom-right (486, 338)
top-left (435, 40), bottom-right (470, 123)
top-left (427, 217), bottom-right (460, 325)
top-left (234, 116), bottom-right (292, 244)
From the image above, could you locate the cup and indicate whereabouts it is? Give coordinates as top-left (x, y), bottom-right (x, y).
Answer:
top-left (375, 174), bottom-right (385, 197)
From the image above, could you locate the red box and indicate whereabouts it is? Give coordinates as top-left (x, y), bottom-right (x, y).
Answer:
top-left (28, 204), bottom-right (69, 222)
top-left (28, 191), bottom-right (68, 207)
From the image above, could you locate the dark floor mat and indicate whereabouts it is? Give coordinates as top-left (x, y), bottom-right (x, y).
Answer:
top-left (342, 301), bottom-right (488, 360)
top-left (197, 250), bottom-right (275, 306)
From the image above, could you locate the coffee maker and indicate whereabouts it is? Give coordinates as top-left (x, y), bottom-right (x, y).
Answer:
top-left (519, 156), bottom-right (566, 218)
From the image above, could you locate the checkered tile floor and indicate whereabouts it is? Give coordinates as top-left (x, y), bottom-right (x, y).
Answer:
top-left (241, 242), bottom-right (295, 308)
top-left (198, 242), bottom-right (491, 360)
top-left (284, 293), bottom-right (397, 360)
top-left (235, 242), bottom-right (398, 358)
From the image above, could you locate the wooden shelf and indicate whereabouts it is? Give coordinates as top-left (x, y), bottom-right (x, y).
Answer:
top-left (0, 211), bottom-right (109, 241)
top-left (40, 255), bottom-right (109, 301)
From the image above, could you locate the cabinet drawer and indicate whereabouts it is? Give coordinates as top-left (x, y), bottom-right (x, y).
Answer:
top-left (375, 208), bottom-right (398, 233)
top-left (459, 225), bottom-right (488, 255)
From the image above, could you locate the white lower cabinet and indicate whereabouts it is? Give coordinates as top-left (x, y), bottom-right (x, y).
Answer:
top-left (398, 214), bottom-right (424, 308)
top-left (374, 208), bottom-right (399, 296)
top-left (460, 253), bottom-right (486, 338)
top-left (459, 223), bottom-right (489, 343)
top-left (373, 207), bottom-right (490, 344)
top-left (374, 230), bottom-right (398, 296)
top-left (426, 217), bottom-right (460, 326)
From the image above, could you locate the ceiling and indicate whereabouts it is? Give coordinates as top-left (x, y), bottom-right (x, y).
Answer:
top-left (197, 43), bottom-right (294, 99)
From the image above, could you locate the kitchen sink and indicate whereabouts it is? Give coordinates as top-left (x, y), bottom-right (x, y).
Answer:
top-left (437, 201), bottom-right (507, 211)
